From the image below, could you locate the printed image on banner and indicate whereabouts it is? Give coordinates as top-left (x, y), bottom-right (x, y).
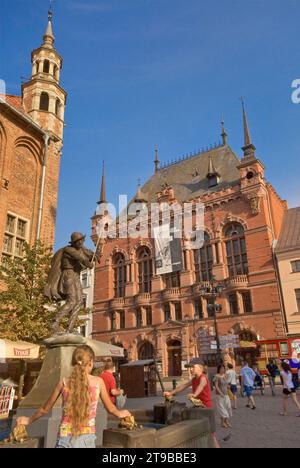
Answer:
top-left (154, 224), bottom-right (183, 275)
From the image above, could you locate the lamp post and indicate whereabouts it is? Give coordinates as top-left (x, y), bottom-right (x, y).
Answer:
top-left (199, 276), bottom-right (224, 366)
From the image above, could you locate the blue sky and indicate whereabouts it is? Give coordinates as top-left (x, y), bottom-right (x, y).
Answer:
top-left (1, 0), bottom-right (300, 249)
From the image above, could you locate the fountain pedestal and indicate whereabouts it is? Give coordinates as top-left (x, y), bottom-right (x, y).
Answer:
top-left (14, 335), bottom-right (107, 448)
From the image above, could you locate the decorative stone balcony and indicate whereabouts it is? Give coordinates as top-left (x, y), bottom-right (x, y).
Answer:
top-left (162, 288), bottom-right (181, 302)
top-left (225, 275), bottom-right (249, 290)
top-left (109, 298), bottom-right (125, 310)
top-left (135, 293), bottom-right (151, 306)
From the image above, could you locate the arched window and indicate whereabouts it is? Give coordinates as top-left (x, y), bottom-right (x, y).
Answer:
top-left (138, 341), bottom-right (155, 360)
top-left (55, 98), bottom-right (61, 118)
top-left (43, 60), bottom-right (50, 74)
top-left (54, 65), bottom-right (59, 80)
top-left (113, 253), bottom-right (126, 298)
top-left (224, 223), bottom-right (248, 277)
top-left (194, 232), bottom-right (213, 282)
top-left (137, 247), bottom-right (153, 294)
top-left (40, 92), bottom-right (49, 111)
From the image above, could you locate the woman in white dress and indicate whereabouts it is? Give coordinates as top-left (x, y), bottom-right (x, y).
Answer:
top-left (280, 361), bottom-right (300, 417)
top-left (213, 365), bottom-right (233, 429)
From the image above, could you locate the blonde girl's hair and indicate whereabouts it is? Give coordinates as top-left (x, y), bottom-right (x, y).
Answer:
top-left (67, 345), bottom-right (95, 436)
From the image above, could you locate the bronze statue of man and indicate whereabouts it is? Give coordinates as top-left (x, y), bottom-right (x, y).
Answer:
top-left (45, 232), bottom-right (100, 334)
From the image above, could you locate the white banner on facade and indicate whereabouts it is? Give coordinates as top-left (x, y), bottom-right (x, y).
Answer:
top-left (154, 224), bottom-right (172, 275)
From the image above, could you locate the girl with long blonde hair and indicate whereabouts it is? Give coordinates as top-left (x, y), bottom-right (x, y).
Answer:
top-left (17, 345), bottom-right (131, 448)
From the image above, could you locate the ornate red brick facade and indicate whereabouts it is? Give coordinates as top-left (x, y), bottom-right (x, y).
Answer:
top-left (92, 108), bottom-right (288, 377)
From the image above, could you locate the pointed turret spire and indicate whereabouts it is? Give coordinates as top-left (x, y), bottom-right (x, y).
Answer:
top-left (207, 155), bottom-right (220, 188)
top-left (135, 179), bottom-right (148, 204)
top-left (221, 118), bottom-right (228, 146)
top-left (43, 8), bottom-right (55, 48)
top-left (207, 155), bottom-right (219, 178)
top-left (98, 161), bottom-right (107, 205)
top-left (154, 145), bottom-right (160, 173)
top-left (241, 98), bottom-right (256, 159)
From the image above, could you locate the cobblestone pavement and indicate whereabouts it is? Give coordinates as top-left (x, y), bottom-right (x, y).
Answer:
top-left (125, 386), bottom-right (300, 449)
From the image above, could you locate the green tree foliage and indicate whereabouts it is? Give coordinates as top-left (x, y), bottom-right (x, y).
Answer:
top-left (0, 242), bottom-right (57, 343)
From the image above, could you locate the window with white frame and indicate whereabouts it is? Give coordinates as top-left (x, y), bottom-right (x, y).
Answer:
top-left (1, 214), bottom-right (29, 263)
top-left (81, 273), bottom-right (89, 289)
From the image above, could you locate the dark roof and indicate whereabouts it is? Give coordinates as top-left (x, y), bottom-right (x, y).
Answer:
top-left (140, 144), bottom-right (241, 204)
top-left (276, 207), bottom-right (300, 253)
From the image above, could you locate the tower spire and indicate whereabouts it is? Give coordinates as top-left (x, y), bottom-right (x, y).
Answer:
top-left (43, 6), bottom-right (55, 48)
top-left (135, 178), bottom-right (148, 204)
top-left (207, 155), bottom-right (218, 177)
top-left (98, 161), bottom-right (107, 205)
top-left (221, 117), bottom-right (228, 146)
top-left (154, 145), bottom-right (160, 173)
top-left (241, 97), bottom-right (256, 159)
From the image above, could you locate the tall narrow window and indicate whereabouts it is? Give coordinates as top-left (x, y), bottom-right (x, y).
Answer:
top-left (207, 298), bottom-right (215, 318)
top-left (175, 303), bottom-right (182, 321)
top-left (165, 272), bottom-right (180, 289)
top-left (242, 292), bottom-right (253, 314)
top-left (229, 294), bottom-right (239, 315)
top-left (224, 223), bottom-right (248, 277)
top-left (164, 304), bottom-right (171, 322)
top-left (55, 99), bottom-right (61, 118)
top-left (136, 309), bottom-right (143, 327)
top-left (111, 312), bottom-right (116, 331)
top-left (6, 215), bottom-right (15, 234)
top-left (295, 289), bottom-right (300, 313)
top-left (146, 307), bottom-right (152, 326)
top-left (40, 92), bottom-right (49, 111)
top-left (43, 60), bottom-right (50, 73)
top-left (194, 232), bottom-right (213, 282)
top-left (194, 300), bottom-right (203, 319)
top-left (137, 247), bottom-right (153, 294)
top-left (81, 273), bottom-right (88, 289)
top-left (119, 311), bottom-right (126, 330)
top-left (113, 253), bottom-right (126, 298)
top-left (54, 65), bottom-right (59, 80)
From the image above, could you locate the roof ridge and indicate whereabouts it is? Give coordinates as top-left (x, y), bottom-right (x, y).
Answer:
top-left (159, 141), bottom-right (223, 170)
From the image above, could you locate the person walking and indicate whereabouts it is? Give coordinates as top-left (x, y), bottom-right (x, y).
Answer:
top-left (266, 359), bottom-right (279, 397)
top-left (100, 361), bottom-right (124, 406)
top-left (17, 345), bottom-right (131, 448)
top-left (213, 365), bottom-right (233, 428)
top-left (240, 361), bottom-right (256, 410)
top-left (164, 360), bottom-right (220, 449)
top-left (226, 363), bottom-right (238, 410)
top-left (280, 361), bottom-right (300, 417)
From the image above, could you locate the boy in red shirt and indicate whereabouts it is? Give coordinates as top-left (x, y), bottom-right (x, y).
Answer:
top-left (164, 359), bottom-right (219, 448)
top-left (100, 361), bottom-right (124, 404)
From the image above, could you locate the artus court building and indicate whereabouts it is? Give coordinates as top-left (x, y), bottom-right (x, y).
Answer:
top-left (91, 106), bottom-right (290, 377)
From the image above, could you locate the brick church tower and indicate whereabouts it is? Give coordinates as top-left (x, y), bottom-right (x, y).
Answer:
top-left (0, 10), bottom-right (67, 265)
top-left (22, 9), bottom-right (66, 141)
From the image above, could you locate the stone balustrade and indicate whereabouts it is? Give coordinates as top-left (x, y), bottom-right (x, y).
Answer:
top-left (134, 293), bottom-right (151, 306)
top-left (225, 275), bottom-right (248, 290)
top-left (162, 288), bottom-right (181, 301)
top-left (110, 298), bottom-right (125, 310)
